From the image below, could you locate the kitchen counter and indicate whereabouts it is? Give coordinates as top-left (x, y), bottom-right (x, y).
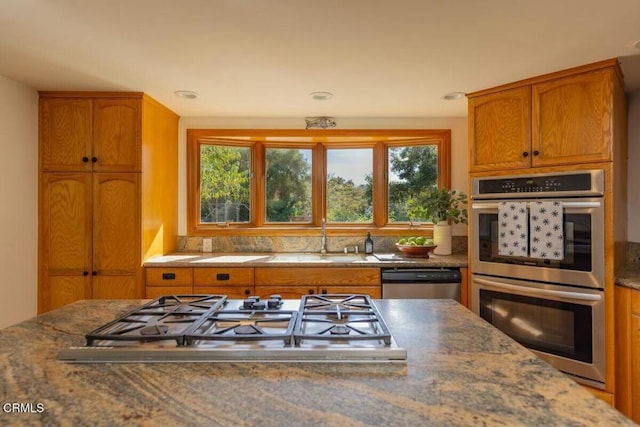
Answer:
top-left (0, 299), bottom-right (633, 426)
top-left (143, 252), bottom-right (468, 268)
top-left (616, 263), bottom-right (640, 291)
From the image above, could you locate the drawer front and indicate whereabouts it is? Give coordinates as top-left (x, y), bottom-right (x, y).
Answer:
top-left (197, 286), bottom-right (254, 299)
top-left (146, 268), bottom-right (193, 286)
top-left (255, 267), bottom-right (380, 286)
top-left (145, 286), bottom-right (193, 299)
top-left (255, 285), bottom-right (315, 299)
top-left (193, 268), bottom-right (254, 287)
top-left (319, 285), bottom-right (382, 299)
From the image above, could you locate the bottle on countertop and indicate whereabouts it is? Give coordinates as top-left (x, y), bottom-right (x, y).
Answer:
top-left (364, 232), bottom-right (374, 254)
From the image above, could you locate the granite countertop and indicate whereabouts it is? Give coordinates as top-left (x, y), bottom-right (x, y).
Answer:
top-left (616, 263), bottom-right (640, 291)
top-left (143, 252), bottom-right (469, 268)
top-left (0, 299), bottom-right (633, 426)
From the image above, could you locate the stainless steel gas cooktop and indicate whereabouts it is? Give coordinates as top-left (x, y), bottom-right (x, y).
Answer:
top-left (57, 294), bottom-right (407, 363)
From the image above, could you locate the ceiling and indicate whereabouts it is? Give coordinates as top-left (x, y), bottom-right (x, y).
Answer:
top-left (1, 0), bottom-right (640, 118)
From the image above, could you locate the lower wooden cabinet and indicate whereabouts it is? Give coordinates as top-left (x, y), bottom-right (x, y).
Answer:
top-left (582, 385), bottom-right (615, 406)
top-left (615, 285), bottom-right (640, 422)
top-left (255, 285), bottom-right (381, 299)
top-left (144, 266), bottom-right (382, 300)
top-left (145, 267), bottom-right (193, 298)
top-left (255, 267), bottom-right (381, 298)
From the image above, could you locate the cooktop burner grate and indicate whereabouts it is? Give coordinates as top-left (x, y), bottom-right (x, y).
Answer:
top-left (185, 310), bottom-right (297, 345)
top-left (293, 294), bottom-right (392, 345)
top-left (85, 295), bottom-right (227, 346)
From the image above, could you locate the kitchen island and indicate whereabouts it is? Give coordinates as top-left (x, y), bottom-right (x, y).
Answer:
top-left (0, 299), bottom-right (633, 426)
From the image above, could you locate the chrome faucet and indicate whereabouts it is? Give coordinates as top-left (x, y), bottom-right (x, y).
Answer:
top-left (320, 218), bottom-right (327, 254)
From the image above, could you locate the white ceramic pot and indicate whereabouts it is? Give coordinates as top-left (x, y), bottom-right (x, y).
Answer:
top-left (433, 220), bottom-right (452, 255)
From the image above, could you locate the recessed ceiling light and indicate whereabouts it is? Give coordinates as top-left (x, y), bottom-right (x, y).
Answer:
top-left (442, 92), bottom-right (465, 100)
top-left (310, 91), bottom-right (333, 101)
top-left (174, 90), bottom-right (198, 99)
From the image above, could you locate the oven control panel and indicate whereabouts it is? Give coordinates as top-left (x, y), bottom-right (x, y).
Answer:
top-left (472, 170), bottom-right (603, 198)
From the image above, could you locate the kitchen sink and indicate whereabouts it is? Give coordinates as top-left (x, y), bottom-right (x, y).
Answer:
top-left (269, 253), bottom-right (366, 263)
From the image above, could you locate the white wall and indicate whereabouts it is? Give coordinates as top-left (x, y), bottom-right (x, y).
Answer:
top-left (628, 90), bottom-right (640, 242)
top-left (0, 75), bottom-right (38, 329)
top-left (178, 116), bottom-right (469, 236)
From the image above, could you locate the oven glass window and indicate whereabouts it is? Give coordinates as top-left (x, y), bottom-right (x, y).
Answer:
top-left (477, 213), bottom-right (592, 271)
top-left (479, 289), bottom-right (592, 363)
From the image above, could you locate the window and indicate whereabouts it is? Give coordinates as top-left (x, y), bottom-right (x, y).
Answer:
top-left (388, 144), bottom-right (438, 222)
top-left (326, 148), bottom-right (373, 223)
top-left (187, 130), bottom-right (451, 235)
top-left (199, 144), bottom-right (251, 223)
top-left (265, 147), bottom-right (312, 223)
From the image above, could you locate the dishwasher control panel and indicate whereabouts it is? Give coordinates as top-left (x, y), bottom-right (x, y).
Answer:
top-left (381, 268), bottom-right (461, 283)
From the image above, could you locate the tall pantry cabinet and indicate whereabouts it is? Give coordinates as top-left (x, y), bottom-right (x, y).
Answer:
top-left (38, 92), bottom-right (179, 313)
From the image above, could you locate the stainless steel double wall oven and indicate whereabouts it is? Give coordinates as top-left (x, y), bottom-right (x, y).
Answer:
top-left (470, 170), bottom-right (606, 388)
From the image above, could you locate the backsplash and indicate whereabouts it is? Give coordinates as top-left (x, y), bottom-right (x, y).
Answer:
top-left (627, 241), bottom-right (640, 264)
top-left (177, 235), bottom-right (468, 254)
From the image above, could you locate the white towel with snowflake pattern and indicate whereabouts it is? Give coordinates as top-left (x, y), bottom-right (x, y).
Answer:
top-left (529, 201), bottom-right (564, 260)
top-left (498, 202), bottom-right (528, 257)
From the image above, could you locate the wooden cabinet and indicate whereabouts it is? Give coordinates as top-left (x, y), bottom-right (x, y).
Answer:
top-left (145, 268), bottom-right (193, 299)
top-left (468, 86), bottom-right (531, 171)
top-left (39, 173), bottom-right (92, 310)
top-left (38, 92), bottom-right (178, 313)
top-left (194, 268), bottom-right (255, 299)
top-left (468, 60), bottom-right (624, 172)
top-left (615, 286), bottom-right (640, 423)
top-left (40, 97), bottom-right (141, 172)
top-left (532, 68), bottom-right (616, 167)
top-left (255, 267), bottom-right (381, 298)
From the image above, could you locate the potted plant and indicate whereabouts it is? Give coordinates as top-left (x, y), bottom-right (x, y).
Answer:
top-left (408, 188), bottom-right (468, 255)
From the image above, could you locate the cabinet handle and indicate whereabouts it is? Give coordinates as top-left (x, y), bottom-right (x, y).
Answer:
top-left (82, 157), bottom-right (90, 163)
top-left (83, 271), bottom-right (89, 276)
top-left (92, 271), bottom-right (98, 276)
top-left (216, 273), bottom-right (230, 281)
top-left (321, 288), bottom-right (328, 294)
top-left (533, 150), bottom-right (540, 156)
top-left (91, 157), bottom-right (98, 163)
top-left (244, 289), bottom-right (251, 295)
top-left (309, 289), bottom-right (315, 295)
top-left (522, 152), bottom-right (529, 157)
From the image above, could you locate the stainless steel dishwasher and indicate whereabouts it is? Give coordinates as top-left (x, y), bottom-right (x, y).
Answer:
top-left (381, 268), bottom-right (462, 301)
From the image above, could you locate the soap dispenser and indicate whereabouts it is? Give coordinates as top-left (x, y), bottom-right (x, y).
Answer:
top-left (364, 232), bottom-right (374, 254)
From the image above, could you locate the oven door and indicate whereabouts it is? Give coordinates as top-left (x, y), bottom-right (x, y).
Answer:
top-left (471, 197), bottom-right (604, 288)
top-left (472, 274), bottom-right (605, 387)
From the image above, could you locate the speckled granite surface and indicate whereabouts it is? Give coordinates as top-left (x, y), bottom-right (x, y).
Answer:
top-left (143, 252), bottom-right (468, 268)
top-left (616, 264), bottom-right (640, 291)
top-left (0, 299), bottom-right (633, 426)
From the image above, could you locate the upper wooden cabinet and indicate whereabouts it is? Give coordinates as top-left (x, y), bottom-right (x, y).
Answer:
top-left (468, 60), bottom-right (624, 172)
top-left (38, 92), bottom-right (179, 313)
top-left (532, 68), bottom-right (616, 167)
top-left (468, 86), bottom-right (531, 171)
top-left (40, 95), bottom-right (141, 172)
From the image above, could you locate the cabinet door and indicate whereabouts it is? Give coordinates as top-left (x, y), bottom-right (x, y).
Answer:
top-left (631, 313), bottom-right (640, 422)
top-left (40, 98), bottom-right (92, 172)
top-left (532, 68), bottom-right (614, 166)
top-left (92, 98), bottom-right (141, 172)
top-left (197, 286), bottom-right (254, 299)
top-left (92, 173), bottom-right (141, 299)
top-left (39, 173), bottom-right (92, 313)
top-left (468, 86), bottom-right (531, 172)
top-left (255, 285), bottom-right (315, 299)
top-left (319, 286), bottom-right (381, 298)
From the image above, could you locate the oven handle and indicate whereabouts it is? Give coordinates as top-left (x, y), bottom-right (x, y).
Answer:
top-left (471, 201), bottom-right (601, 209)
top-left (474, 278), bottom-right (602, 301)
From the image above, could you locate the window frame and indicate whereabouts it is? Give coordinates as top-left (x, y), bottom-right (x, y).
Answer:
top-left (187, 129), bottom-right (451, 236)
